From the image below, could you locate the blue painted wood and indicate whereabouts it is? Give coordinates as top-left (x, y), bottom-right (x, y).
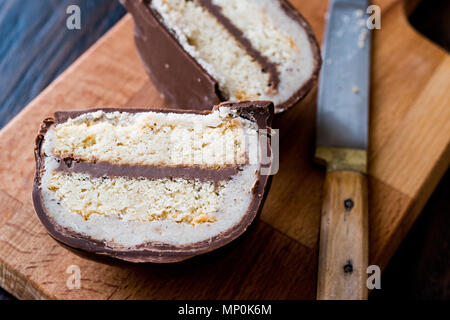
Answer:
top-left (0, 0), bottom-right (126, 299)
top-left (0, 0), bottom-right (126, 129)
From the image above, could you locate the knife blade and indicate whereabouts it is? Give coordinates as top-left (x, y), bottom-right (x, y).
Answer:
top-left (316, 0), bottom-right (371, 172)
top-left (315, 0), bottom-right (371, 300)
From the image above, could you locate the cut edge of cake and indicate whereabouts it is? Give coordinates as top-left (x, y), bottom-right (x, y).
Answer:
top-left (122, 0), bottom-right (321, 113)
top-left (32, 101), bottom-right (274, 263)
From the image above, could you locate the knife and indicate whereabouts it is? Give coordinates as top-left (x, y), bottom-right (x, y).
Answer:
top-left (315, 0), bottom-right (371, 300)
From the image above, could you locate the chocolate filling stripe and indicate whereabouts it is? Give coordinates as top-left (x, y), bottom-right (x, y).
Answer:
top-left (185, 0), bottom-right (280, 91)
top-left (55, 159), bottom-right (241, 182)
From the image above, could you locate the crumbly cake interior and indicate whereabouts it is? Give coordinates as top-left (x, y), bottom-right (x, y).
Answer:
top-left (151, 0), bottom-right (316, 109)
top-left (48, 171), bottom-right (223, 224)
top-left (39, 108), bottom-right (262, 247)
top-left (151, 0), bottom-right (271, 101)
top-left (47, 109), bottom-right (257, 167)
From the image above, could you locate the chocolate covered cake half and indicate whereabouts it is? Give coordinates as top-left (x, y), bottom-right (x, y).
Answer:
top-left (33, 101), bottom-right (274, 263)
top-left (122, 0), bottom-right (321, 114)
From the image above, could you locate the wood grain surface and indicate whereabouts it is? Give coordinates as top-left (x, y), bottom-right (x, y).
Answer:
top-left (0, 0), bottom-right (449, 299)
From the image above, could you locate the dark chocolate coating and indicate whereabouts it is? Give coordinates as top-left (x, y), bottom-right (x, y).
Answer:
top-left (121, 0), bottom-right (321, 113)
top-left (32, 101), bottom-right (274, 263)
top-left (122, 0), bottom-right (222, 110)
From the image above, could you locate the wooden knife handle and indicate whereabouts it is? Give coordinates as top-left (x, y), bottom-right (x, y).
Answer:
top-left (317, 170), bottom-right (369, 300)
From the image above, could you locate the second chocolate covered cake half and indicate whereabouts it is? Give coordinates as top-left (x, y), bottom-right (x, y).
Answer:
top-left (122, 0), bottom-right (321, 113)
top-left (33, 101), bottom-right (274, 262)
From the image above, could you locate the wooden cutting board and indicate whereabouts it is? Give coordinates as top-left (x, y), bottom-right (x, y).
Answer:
top-left (0, 0), bottom-right (448, 299)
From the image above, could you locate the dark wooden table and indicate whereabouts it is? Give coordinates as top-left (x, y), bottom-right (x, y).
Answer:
top-left (0, 0), bottom-right (448, 300)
